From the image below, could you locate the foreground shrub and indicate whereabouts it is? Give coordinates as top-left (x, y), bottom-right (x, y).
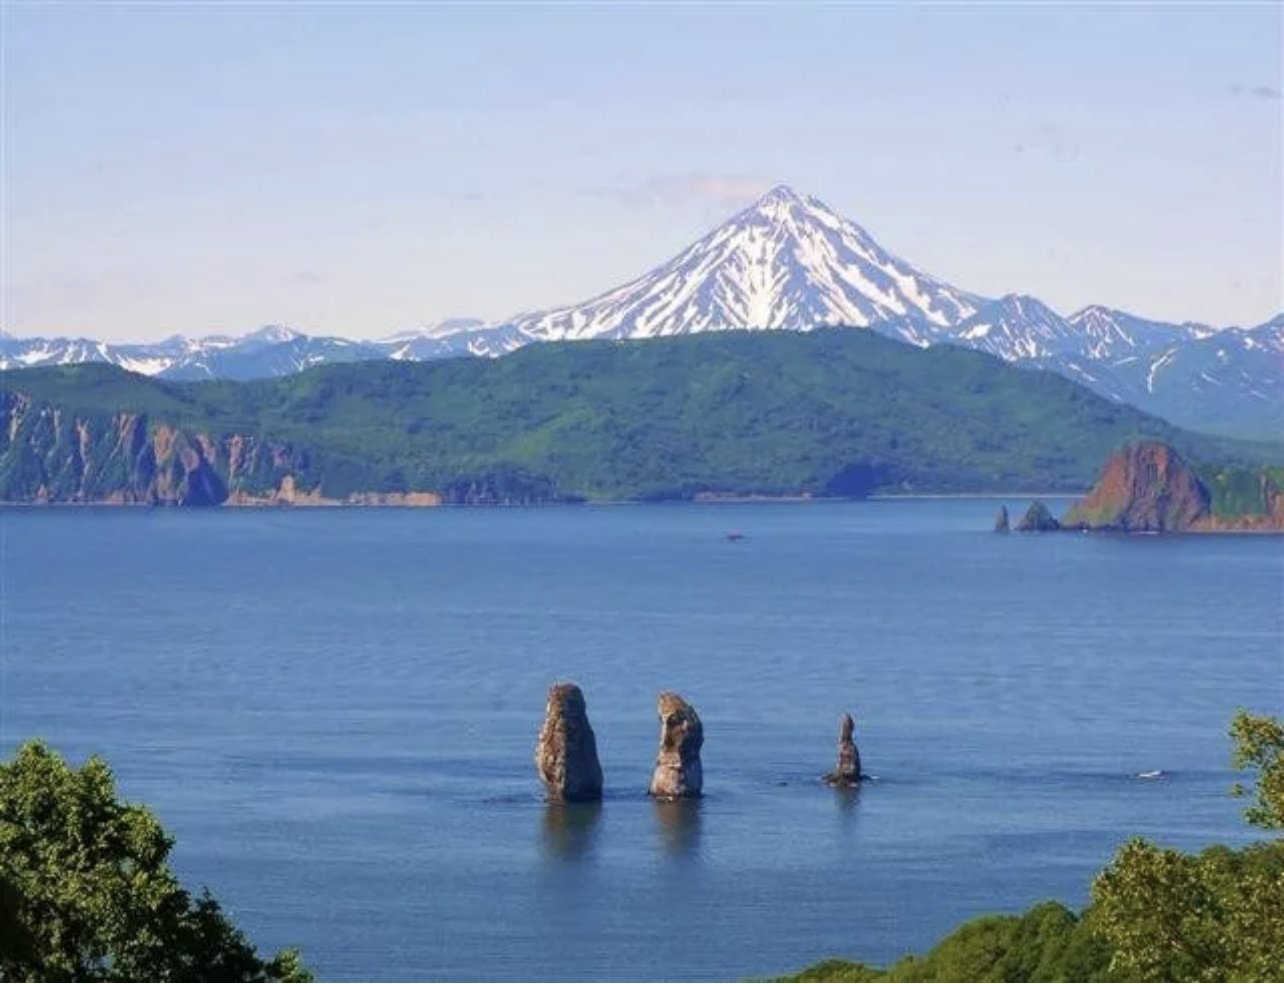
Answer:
top-left (0, 741), bottom-right (309, 982)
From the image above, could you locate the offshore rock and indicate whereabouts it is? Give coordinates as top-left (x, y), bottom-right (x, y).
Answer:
top-left (994, 504), bottom-right (1010, 532)
top-left (534, 683), bottom-right (603, 803)
top-left (1014, 500), bottom-right (1061, 532)
top-left (822, 712), bottom-right (862, 786)
top-left (1062, 442), bottom-right (1211, 532)
top-left (648, 692), bottom-right (704, 799)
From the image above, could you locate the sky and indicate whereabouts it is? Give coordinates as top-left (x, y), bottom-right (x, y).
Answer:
top-left (2, 2), bottom-right (1281, 342)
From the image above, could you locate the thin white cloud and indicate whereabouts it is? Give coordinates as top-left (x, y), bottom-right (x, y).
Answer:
top-left (1229, 83), bottom-right (1282, 101)
top-left (593, 173), bottom-right (775, 209)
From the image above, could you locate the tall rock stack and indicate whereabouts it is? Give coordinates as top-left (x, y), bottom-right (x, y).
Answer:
top-left (823, 712), bottom-right (862, 786)
top-left (534, 683), bottom-right (604, 802)
top-left (648, 692), bottom-right (704, 799)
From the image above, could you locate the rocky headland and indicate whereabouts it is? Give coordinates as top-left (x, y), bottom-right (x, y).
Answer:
top-left (0, 396), bottom-right (546, 507)
top-left (1009, 442), bottom-right (1284, 534)
top-left (1062, 441), bottom-right (1213, 532)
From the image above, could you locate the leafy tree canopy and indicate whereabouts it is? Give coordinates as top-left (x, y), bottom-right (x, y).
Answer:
top-left (1229, 708), bottom-right (1284, 830)
top-left (0, 741), bottom-right (309, 982)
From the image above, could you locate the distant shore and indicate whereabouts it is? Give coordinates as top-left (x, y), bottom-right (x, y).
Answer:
top-left (868, 492), bottom-right (1083, 501)
top-left (1, 491), bottom-right (1086, 509)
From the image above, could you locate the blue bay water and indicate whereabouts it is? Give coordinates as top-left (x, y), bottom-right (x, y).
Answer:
top-left (2, 501), bottom-right (1281, 981)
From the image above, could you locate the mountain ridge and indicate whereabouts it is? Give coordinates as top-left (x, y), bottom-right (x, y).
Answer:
top-left (3, 184), bottom-right (1278, 437)
top-left (2, 329), bottom-right (1274, 508)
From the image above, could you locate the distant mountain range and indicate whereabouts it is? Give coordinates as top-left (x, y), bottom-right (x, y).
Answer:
top-left (4, 330), bottom-right (1270, 507)
top-left (3, 186), bottom-right (1279, 438)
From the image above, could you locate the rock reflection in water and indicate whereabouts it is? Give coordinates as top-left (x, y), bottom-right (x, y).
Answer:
top-left (541, 800), bottom-right (603, 861)
top-left (832, 781), bottom-right (862, 817)
top-left (653, 797), bottom-right (702, 859)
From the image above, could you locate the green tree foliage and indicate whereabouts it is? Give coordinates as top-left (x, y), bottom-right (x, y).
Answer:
top-left (779, 903), bottom-right (1111, 983)
top-left (1090, 839), bottom-right (1284, 982)
top-left (784, 712), bottom-right (1284, 983)
top-left (0, 741), bottom-right (309, 982)
top-left (1229, 709), bottom-right (1284, 829)
top-left (1195, 465), bottom-right (1284, 520)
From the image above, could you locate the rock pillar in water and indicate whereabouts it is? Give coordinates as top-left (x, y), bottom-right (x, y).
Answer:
top-left (994, 505), bottom-right (1010, 532)
top-left (648, 692), bottom-right (703, 799)
top-left (823, 712), bottom-right (862, 785)
top-left (1014, 500), bottom-right (1061, 532)
top-left (534, 683), bottom-right (604, 802)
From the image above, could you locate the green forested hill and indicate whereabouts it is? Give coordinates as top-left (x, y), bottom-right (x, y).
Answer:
top-left (0, 329), bottom-right (1273, 504)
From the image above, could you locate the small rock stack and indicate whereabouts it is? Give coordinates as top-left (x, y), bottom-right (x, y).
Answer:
top-left (822, 711), bottom-right (862, 786)
top-left (1014, 500), bottom-right (1061, 532)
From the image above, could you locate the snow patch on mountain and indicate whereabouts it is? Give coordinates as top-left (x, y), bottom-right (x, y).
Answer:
top-left (378, 321), bottom-right (529, 361)
top-left (1065, 305), bottom-right (1211, 359)
top-left (500, 185), bottom-right (983, 342)
top-left (944, 295), bottom-right (1082, 360)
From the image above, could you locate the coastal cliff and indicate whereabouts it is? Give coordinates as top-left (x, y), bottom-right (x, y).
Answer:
top-left (1061, 442), bottom-right (1284, 532)
top-left (1, 393), bottom-right (281, 505)
top-left (0, 393), bottom-right (477, 506)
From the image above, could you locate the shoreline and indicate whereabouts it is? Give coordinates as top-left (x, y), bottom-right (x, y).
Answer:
top-left (868, 492), bottom-right (1083, 501)
top-left (0, 491), bottom-right (1088, 510)
top-left (4, 496), bottom-right (1278, 534)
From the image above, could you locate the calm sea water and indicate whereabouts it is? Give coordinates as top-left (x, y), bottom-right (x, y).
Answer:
top-left (2, 502), bottom-right (1281, 981)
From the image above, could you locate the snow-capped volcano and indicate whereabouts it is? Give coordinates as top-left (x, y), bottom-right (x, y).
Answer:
top-left (503, 185), bottom-right (983, 343)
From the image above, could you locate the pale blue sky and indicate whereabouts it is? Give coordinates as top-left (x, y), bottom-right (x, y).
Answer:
top-left (2, 2), bottom-right (1280, 341)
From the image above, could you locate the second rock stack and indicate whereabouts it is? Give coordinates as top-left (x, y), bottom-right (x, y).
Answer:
top-left (648, 692), bottom-right (703, 799)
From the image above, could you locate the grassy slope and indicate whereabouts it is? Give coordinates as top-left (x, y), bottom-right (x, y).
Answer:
top-left (1194, 463), bottom-right (1284, 518)
top-left (3, 329), bottom-right (1275, 501)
